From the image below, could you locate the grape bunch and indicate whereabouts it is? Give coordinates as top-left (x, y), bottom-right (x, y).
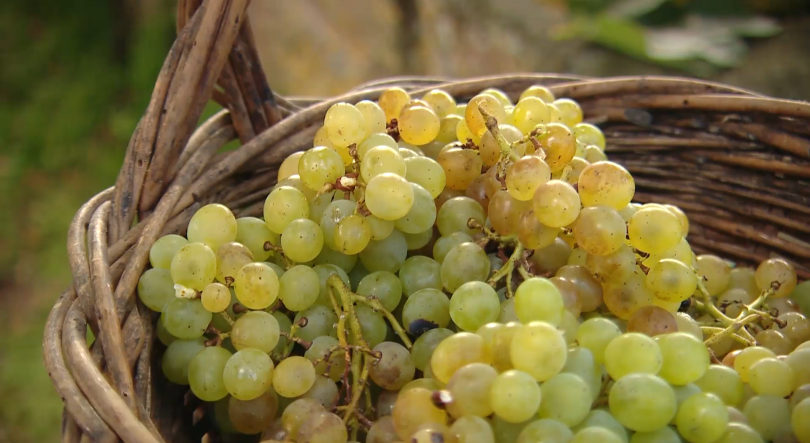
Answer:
top-left (137, 84), bottom-right (810, 443)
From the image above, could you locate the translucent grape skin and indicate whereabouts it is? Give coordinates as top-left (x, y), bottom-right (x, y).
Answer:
top-left (506, 155), bottom-right (551, 201)
top-left (378, 87), bottom-right (411, 122)
top-left (604, 332), bottom-right (663, 380)
top-left (161, 298), bottom-right (212, 339)
top-left (577, 161), bottom-right (635, 211)
top-left (755, 257), bottom-right (798, 298)
top-left (747, 357), bottom-right (795, 397)
top-left (445, 362), bottom-right (499, 418)
top-left (488, 190), bottom-right (530, 236)
top-left (676, 392), bottom-right (729, 443)
top-left (334, 214), bottom-right (372, 255)
top-left (356, 271), bottom-right (402, 311)
top-left (465, 93), bottom-right (506, 137)
top-left (744, 395), bottom-right (792, 441)
top-left (215, 241), bottom-right (253, 284)
top-left (399, 105), bottom-right (441, 145)
top-left (438, 147), bottom-right (483, 191)
top-left (557, 265), bottom-right (603, 312)
top-left (233, 262), bottom-right (280, 310)
top-left (365, 173), bottom-right (415, 221)
top-left (450, 281), bottom-right (501, 332)
top-left (299, 146), bottom-right (345, 192)
top-left (294, 305), bottom-right (338, 343)
top-left (572, 206), bottom-right (626, 256)
top-left (514, 277), bottom-right (565, 326)
top-left (490, 369), bottom-right (542, 424)
top-left (264, 186), bottom-right (310, 234)
top-left (186, 203), bottom-right (238, 252)
top-left (281, 218), bottom-right (324, 263)
top-left (517, 210), bottom-right (558, 250)
top-left (576, 317), bottom-right (622, 364)
top-left (571, 427), bottom-right (624, 443)
top-left (734, 346), bottom-right (776, 383)
top-left (394, 183), bottom-right (437, 234)
top-left (694, 364), bottom-right (744, 407)
top-left (171, 242), bottom-right (216, 291)
top-left (511, 321), bottom-right (568, 382)
top-left (281, 398), bottom-right (326, 437)
top-left (320, 199), bottom-right (357, 251)
top-left (223, 348), bottom-right (275, 401)
top-left (441, 242), bottom-right (490, 293)
top-left (391, 387), bottom-right (448, 440)
top-left (517, 419), bottom-right (574, 443)
top-left (161, 337), bottom-right (205, 385)
top-left (405, 156), bottom-right (447, 198)
top-left (272, 356), bottom-right (316, 398)
top-left (537, 373), bottom-right (593, 426)
top-left (609, 373), bottom-right (677, 432)
top-left (398, 255), bottom-right (442, 297)
top-left (138, 268), bottom-right (175, 312)
top-left (402, 288), bottom-right (451, 336)
top-left (646, 258), bottom-right (698, 303)
top-left (573, 409), bottom-right (629, 442)
top-left (324, 102), bottom-right (365, 147)
top-left (658, 332), bottom-right (710, 385)
top-left (188, 346), bottom-right (233, 402)
top-left (149, 234), bottom-right (189, 269)
top-left (230, 310), bottom-right (281, 353)
top-left (511, 96), bottom-right (550, 134)
top-left (532, 180), bottom-right (581, 228)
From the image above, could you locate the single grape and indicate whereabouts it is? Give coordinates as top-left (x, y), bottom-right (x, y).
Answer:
top-left (149, 234), bottom-right (188, 270)
top-left (294, 305), bottom-right (337, 342)
top-left (188, 346), bottom-right (232, 401)
top-left (161, 298), bottom-right (212, 339)
top-left (296, 411), bottom-right (348, 443)
top-left (356, 100), bottom-right (386, 137)
top-left (319, 199), bottom-right (357, 251)
top-left (399, 105), bottom-right (441, 145)
top-left (488, 190), bottom-right (530, 236)
top-left (511, 321), bottom-right (567, 381)
top-left (405, 156), bottom-right (446, 199)
top-left (465, 93), bottom-right (506, 137)
top-left (490, 369), bottom-right (542, 424)
top-left (744, 395), bottom-right (792, 440)
top-left (187, 203), bottom-right (238, 252)
top-left (281, 398), bottom-right (325, 437)
top-left (357, 271), bottom-right (402, 311)
top-left (532, 180), bottom-right (581, 228)
top-left (520, 85), bottom-right (555, 103)
top-left (573, 122), bottom-right (605, 150)
top-left (604, 332), bottom-right (663, 380)
top-left (748, 357), bottom-right (795, 397)
top-left (233, 262), bottom-right (279, 310)
top-left (378, 87), bottom-right (411, 122)
top-left (402, 228), bottom-right (434, 251)
top-left (755, 329), bottom-right (793, 356)
top-left (557, 264), bottom-right (603, 312)
top-left (627, 305), bottom-right (677, 336)
top-left (514, 277), bottom-right (565, 325)
top-left (628, 206), bottom-right (683, 254)
top-left (223, 348), bottom-right (274, 400)
top-left (734, 346), bottom-right (776, 383)
top-left (516, 419), bottom-right (573, 443)
top-left (422, 89), bottom-right (456, 117)
top-left (265, 186), bottom-right (310, 234)
top-left (138, 268), bottom-right (175, 312)
top-left (646, 258), bottom-right (698, 303)
top-left (452, 416), bottom-right (496, 443)
top-left (431, 332), bottom-right (489, 383)
top-left (573, 206), bottom-right (626, 256)
top-left (391, 387), bottom-right (448, 440)
top-left (171, 242), bottom-right (216, 291)
top-left (272, 356), bottom-right (316, 398)
top-left (236, 217), bottom-right (278, 262)
top-left (658, 332), bottom-right (710, 385)
top-left (553, 98), bottom-right (583, 127)
top-left (436, 196), bottom-right (486, 237)
top-left (359, 229), bottom-right (408, 273)
top-left (395, 183), bottom-right (437, 234)
top-left (756, 257), bottom-right (798, 298)
top-left (358, 132), bottom-right (398, 160)
top-left (696, 255), bottom-right (731, 296)
top-left (538, 373), bottom-right (592, 426)
top-left (445, 362), bottom-right (499, 418)
top-left (361, 145), bottom-right (406, 182)
top-left (299, 146), bottom-right (345, 192)
top-left (793, 398), bottom-right (810, 443)
top-left (440, 242), bottom-right (490, 293)
top-left (433, 233), bottom-right (474, 264)
top-left (398, 256), bottom-right (442, 298)
top-left (370, 342), bottom-right (415, 390)
top-left (517, 210), bottom-right (559, 250)
top-left (609, 373), bottom-right (677, 432)
top-left (324, 102), bottom-right (365, 147)
top-left (538, 123), bottom-right (576, 173)
top-left (281, 218), bottom-right (324, 263)
top-left (512, 96), bottom-right (550, 134)
top-left (367, 416), bottom-right (399, 443)
top-left (603, 269), bottom-right (655, 320)
top-left (161, 337), bottom-right (205, 385)
top-left (450, 281), bottom-right (500, 332)
top-left (676, 392), bottom-right (729, 443)
top-left (365, 173), bottom-right (414, 221)
top-left (228, 390), bottom-right (279, 435)
top-left (410, 328), bottom-right (453, 372)
top-left (361, 214), bottom-right (395, 242)
top-left (231, 310), bottom-right (280, 353)
top-left (438, 147), bottom-right (483, 191)
top-left (333, 214), bottom-right (371, 255)
top-left (577, 162), bottom-right (634, 210)
top-left (215, 241), bottom-right (253, 284)
top-left (577, 317), bottom-right (622, 364)
top-left (278, 265), bottom-right (319, 312)
top-left (456, 118), bottom-right (481, 144)
top-left (279, 151), bottom-right (305, 182)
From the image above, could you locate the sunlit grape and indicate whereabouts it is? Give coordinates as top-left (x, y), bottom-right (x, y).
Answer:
top-left (466, 93), bottom-right (506, 137)
top-left (490, 369), bottom-right (542, 423)
top-left (573, 206), bottom-right (626, 256)
top-left (438, 147), bottom-right (483, 191)
top-left (489, 190), bottom-right (530, 236)
top-left (299, 146), bottom-right (345, 191)
top-left (187, 203), bottom-right (238, 252)
top-left (188, 346), bottom-right (232, 401)
top-left (532, 180), bottom-right (580, 227)
top-left (696, 254), bottom-right (732, 296)
top-left (450, 281), bottom-right (500, 332)
top-left (553, 98), bottom-right (583, 127)
top-left (756, 257), bottom-right (798, 298)
top-left (431, 332), bottom-right (489, 383)
top-left (391, 387), bottom-right (448, 440)
top-left (629, 206), bottom-right (683, 254)
top-left (149, 234), bottom-right (189, 270)
top-left (324, 102), bottom-right (365, 147)
top-left (480, 124), bottom-right (524, 167)
top-left (441, 242), bottom-right (490, 293)
top-left (356, 100), bottom-right (386, 137)
top-left (511, 321), bottom-right (567, 381)
top-left (609, 373), bottom-right (676, 432)
top-left (646, 258), bottom-right (698, 303)
top-left (512, 97), bottom-right (550, 134)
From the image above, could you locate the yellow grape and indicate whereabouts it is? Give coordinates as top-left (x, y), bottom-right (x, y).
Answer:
top-left (557, 157), bottom-right (590, 185)
top-left (187, 204), bottom-right (238, 253)
top-left (728, 266), bottom-right (759, 296)
top-left (399, 105), bottom-right (441, 145)
top-left (573, 123), bottom-right (605, 151)
top-left (585, 243), bottom-right (636, 284)
top-left (436, 115), bottom-right (462, 144)
top-left (356, 100), bottom-right (386, 137)
top-left (532, 180), bottom-right (581, 228)
top-left (430, 332), bottom-right (490, 383)
top-left (520, 85), bottom-right (556, 103)
top-left (365, 173), bottom-right (414, 221)
top-left (465, 94), bottom-right (506, 138)
top-left (273, 356), bottom-right (316, 398)
top-left (264, 186), bottom-right (310, 234)
top-left (517, 210), bottom-right (559, 250)
top-left (391, 388), bottom-right (448, 440)
top-left (234, 262), bottom-right (280, 310)
top-left (663, 204), bottom-right (689, 235)
top-left (357, 132), bottom-right (398, 160)
top-left (278, 151), bottom-right (304, 181)
top-left (733, 346), bottom-right (775, 383)
top-left (324, 102), bottom-right (365, 147)
top-left (572, 206), bottom-right (626, 256)
top-left (696, 255), bottom-right (731, 296)
top-left (378, 87), bottom-right (411, 122)
top-left (553, 98), bottom-right (583, 127)
top-left (437, 147), bottom-right (483, 191)
top-left (577, 161), bottom-right (635, 210)
top-left (603, 269), bottom-right (655, 320)
top-left (334, 214), bottom-right (371, 255)
top-left (360, 145), bottom-right (406, 182)
top-left (506, 155), bottom-right (551, 201)
top-left (510, 321), bottom-right (567, 381)
top-left (298, 146), bottom-right (345, 191)
top-left (456, 118), bottom-right (481, 145)
top-left (646, 258), bottom-right (697, 303)
top-left (538, 123), bottom-right (576, 173)
top-left (482, 88), bottom-right (512, 106)
top-left (201, 282), bottom-right (231, 313)
top-left (583, 144), bottom-right (607, 163)
top-left (755, 257), bottom-right (797, 298)
top-left (480, 124), bottom-right (524, 167)
top-left (422, 89), bottom-right (457, 117)
top-left (405, 156), bottom-right (446, 198)
top-left (488, 191), bottom-right (530, 236)
top-left (628, 206), bottom-right (683, 254)
top-left (313, 125), bottom-right (335, 150)
top-left (512, 97), bottom-right (551, 134)
top-left (644, 236), bottom-right (694, 267)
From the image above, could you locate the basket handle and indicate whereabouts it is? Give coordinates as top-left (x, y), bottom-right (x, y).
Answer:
top-left (109, 0), bottom-right (279, 242)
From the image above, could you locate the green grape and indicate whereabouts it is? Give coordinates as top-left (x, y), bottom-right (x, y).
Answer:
top-left (492, 417), bottom-right (531, 443)
top-left (278, 265), bottom-right (320, 311)
top-left (138, 268), bottom-right (175, 312)
top-left (398, 256), bottom-right (442, 297)
top-left (312, 264), bottom-right (350, 306)
top-left (276, 174), bottom-right (318, 200)
top-left (299, 146), bottom-right (345, 191)
top-left (281, 218), bottom-right (324, 263)
top-left (402, 228), bottom-right (433, 250)
top-left (480, 124), bottom-right (524, 167)
top-left (726, 406), bottom-right (748, 424)
top-left (445, 362), bottom-right (498, 418)
top-left (272, 356), bottom-right (316, 398)
top-left (583, 144), bottom-right (606, 163)
top-left (790, 280), bottom-right (810, 314)
top-left (264, 186), bottom-right (311, 234)
top-left (433, 232), bottom-right (475, 264)
top-left (378, 87), bottom-right (411, 122)
top-left (571, 427), bottom-right (624, 443)
top-left (756, 257), bottom-right (798, 298)
top-left (734, 346), bottom-right (776, 382)
top-left (694, 364), bottom-right (743, 406)
top-left (233, 262), bottom-right (279, 310)
top-left (554, 98), bottom-right (583, 127)
top-left (304, 336), bottom-right (345, 381)
top-left (532, 180), bottom-right (581, 228)
top-left (188, 346), bottom-right (232, 401)
top-left (361, 214), bottom-right (395, 242)
top-left (309, 190), bottom-right (345, 223)
top-left (629, 427), bottom-right (680, 443)
top-left (574, 123), bottom-right (605, 150)
top-left (511, 321), bottom-right (567, 381)
top-left (296, 411), bottom-right (348, 443)
top-left (391, 387), bottom-right (448, 440)
top-left (609, 373), bottom-right (677, 432)
top-left (563, 347), bottom-right (602, 402)
top-left (441, 242), bottom-right (490, 293)
top-left (538, 373), bottom-right (592, 426)
top-left (357, 229), bottom-right (406, 273)
top-left (361, 146), bottom-right (406, 182)
top-left (161, 298), bottom-right (212, 339)
top-left (490, 369), bottom-right (542, 423)
top-left (320, 199), bottom-right (357, 251)
top-left (744, 395), bottom-right (792, 440)
top-left (357, 132), bottom-right (398, 159)
top-left (282, 398), bottom-right (325, 437)
top-left (356, 271), bottom-right (402, 311)
top-left (713, 423), bottom-right (766, 443)
top-left (517, 419), bottom-right (573, 443)
top-left (294, 305), bottom-right (337, 342)
top-left (187, 203), bottom-right (238, 252)
top-left (231, 310), bottom-right (280, 353)
top-left (773, 312), bottom-right (810, 347)
top-left (324, 102), bottom-right (365, 147)
top-left (394, 184), bottom-right (436, 234)
top-left (365, 173), bottom-right (414, 220)
top-left (559, 310), bottom-right (581, 345)
top-left (223, 348), bottom-right (274, 401)
top-left (170, 242), bottom-right (216, 291)
top-left (646, 258), bottom-right (698, 303)
top-left (410, 328), bottom-right (454, 371)
top-left (149, 234), bottom-right (188, 269)
top-left (215, 242), bottom-right (253, 284)
top-left (628, 207), bottom-right (683, 254)
top-left (573, 409), bottom-right (629, 442)
top-left (603, 269), bottom-right (655, 320)
top-left (402, 288), bottom-right (451, 336)
top-left (271, 311), bottom-right (292, 355)
top-left (229, 391), bottom-right (279, 435)
top-left (557, 264), bottom-right (603, 312)
top-left (431, 332), bottom-right (489, 383)
top-left (279, 151), bottom-right (304, 181)
top-left (676, 392), bottom-right (729, 443)
top-left (672, 313), bottom-right (701, 340)
top-left (451, 416), bottom-right (495, 443)
top-left (235, 217), bottom-right (277, 262)
top-left (156, 315), bottom-right (177, 345)
top-left (265, 262), bottom-right (286, 279)
top-left (786, 349), bottom-right (810, 389)
top-left (450, 281), bottom-right (500, 332)
top-left (573, 206), bottom-right (626, 256)
top-left (514, 277), bottom-right (565, 326)
top-left (334, 214), bottom-right (371, 255)
top-left (511, 97), bottom-right (550, 134)
top-left (161, 337), bottom-right (205, 385)
top-left (618, 203), bottom-right (639, 222)
top-left (604, 332), bottom-right (662, 380)
top-left (465, 93), bottom-right (506, 137)
top-left (349, 305), bottom-right (387, 348)
top-left (399, 105), bottom-right (440, 145)
top-left (404, 157), bottom-right (446, 199)
top-left (517, 210), bottom-right (559, 250)
top-left (369, 342), bottom-right (415, 390)
top-left (367, 416), bottom-right (399, 443)
top-left (794, 398), bottom-right (810, 443)
top-left (399, 145), bottom-right (421, 158)
top-left (577, 317), bottom-right (622, 364)
top-left (657, 332), bottom-right (710, 385)
top-left (748, 357), bottom-right (795, 397)
top-left (436, 196), bottom-right (486, 237)
top-left (356, 100), bottom-right (386, 137)
top-left (299, 376), bottom-right (338, 409)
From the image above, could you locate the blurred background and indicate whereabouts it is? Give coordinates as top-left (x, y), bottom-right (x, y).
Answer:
top-left (1, 0), bottom-right (809, 440)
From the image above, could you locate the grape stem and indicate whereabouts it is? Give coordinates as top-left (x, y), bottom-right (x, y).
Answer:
top-left (351, 294), bottom-right (413, 349)
top-left (488, 242), bottom-right (526, 298)
top-left (279, 331), bottom-right (312, 349)
top-left (478, 104), bottom-right (520, 162)
top-left (699, 284), bottom-right (778, 347)
top-left (264, 241), bottom-right (293, 269)
top-left (218, 311), bottom-right (235, 326)
top-left (281, 322), bottom-right (302, 358)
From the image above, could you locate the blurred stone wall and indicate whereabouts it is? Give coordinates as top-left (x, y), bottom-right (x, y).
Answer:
top-left (247, 0), bottom-right (810, 99)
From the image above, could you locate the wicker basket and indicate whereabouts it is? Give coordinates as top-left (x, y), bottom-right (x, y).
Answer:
top-left (43, 1), bottom-right (810, 442)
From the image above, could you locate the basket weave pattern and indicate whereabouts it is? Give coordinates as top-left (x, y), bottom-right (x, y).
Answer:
top-left (43, 0), bottom-right (810, 442)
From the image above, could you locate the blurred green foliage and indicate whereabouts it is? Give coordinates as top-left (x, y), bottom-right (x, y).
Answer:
top-left (0, 0), bottom-right (175, 440)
